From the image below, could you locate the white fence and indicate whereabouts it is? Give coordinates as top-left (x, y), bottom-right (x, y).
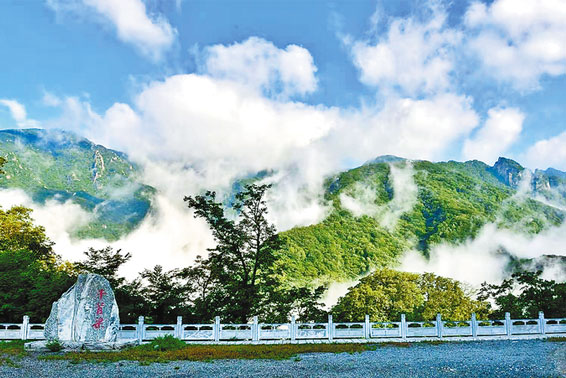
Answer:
top-left (2, 312), bottom-right (565, 343)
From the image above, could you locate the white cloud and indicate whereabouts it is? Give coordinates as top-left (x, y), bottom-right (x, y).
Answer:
top-left (400, 222), bottom-right (566, 286)
top-left (336, 94), bottom-right (479, 162)
top-left (465, 0), bottom-right (566, 90)
top-left (46, 0), bottom-right (176, 61)
top-left (463, 107), bottom-right (524, 164)
top-left (0, 188), bottom-right (215, 280)
top-left (200, 37), bottom-right (318, 98)
top-left (350, 7), bottom-right (461, 95)
top-left (339, 162), bottom-right (418, 230)
top-left (525, 131), bottom-right (566, 171)
top-left (0, 99), bottom-right (40, 128)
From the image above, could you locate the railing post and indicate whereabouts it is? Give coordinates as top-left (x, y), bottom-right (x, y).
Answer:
top-left (505, 312), bottom-right (512, 337)
top-left (176, 316), bottom-right (183, 339)
top-left (436, 314), bottom-right (443, 339)
top-left (539, 311), bottom-right (546, 335)
top-left (364, 314), bottom-right (370, 339)
top-left (214, 316), bottom-right (220, 342)
top-left (401, 314), bottom-right (407, 340)
top-left (22, 315), bottom-right (29, 340)
top-left (252, 316), bottom-right (259, 342)
top-left (137, 316), bottom-right (144, 343)
top-left (290, 316), bottom-right (296, 342)
top-left (471, 313), bottom-right (478, 339)
top-left (328, 314), bottom-right (333, 341)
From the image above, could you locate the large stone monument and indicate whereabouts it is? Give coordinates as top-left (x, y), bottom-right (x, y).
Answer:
top-left (26, 273), bottom-right (136, 351)
top-left (45, 273), bottom-right (120, 342)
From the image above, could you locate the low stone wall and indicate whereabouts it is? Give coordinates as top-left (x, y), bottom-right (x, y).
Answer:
top-left (2, 312), bottom-right (565, 343)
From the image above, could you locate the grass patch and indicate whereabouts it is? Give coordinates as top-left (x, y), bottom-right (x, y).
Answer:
top-left (545, 337), bottom-right (566, 342)
top-left (41, 343), bottom-right (376, 364)
top-left (0, 340), bottom-right (27, 367)
top-left (378, 341), bottom-right (411, 348)
top-left (0, 340), bottom-right (26, 356)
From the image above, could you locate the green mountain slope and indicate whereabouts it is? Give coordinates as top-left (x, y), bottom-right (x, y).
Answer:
top-left (0, 128), bottom-right (154, 240)
top-left (276, 158), bottom-right (566, 287)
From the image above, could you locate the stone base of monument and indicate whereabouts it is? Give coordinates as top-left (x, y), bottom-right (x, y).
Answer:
top-left (24, 340), bottom-right (139, 352)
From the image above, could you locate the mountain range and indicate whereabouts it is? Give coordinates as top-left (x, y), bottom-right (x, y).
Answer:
top-left (1, 128), bottom-right (565, 285)
top-left (0, 129), bottom-right (153, 240)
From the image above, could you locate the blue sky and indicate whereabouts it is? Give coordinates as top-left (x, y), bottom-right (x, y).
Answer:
top-left (0, 0), bottom-right (565, 173)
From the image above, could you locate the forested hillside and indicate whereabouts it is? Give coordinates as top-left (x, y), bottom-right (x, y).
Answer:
top-left (0, 129), bottom-right (154, 240)
top-left (277, 158), bottom-right (566, 286)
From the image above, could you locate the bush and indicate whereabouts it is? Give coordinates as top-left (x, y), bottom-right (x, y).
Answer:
top-left (46, 339), bottom-right (62, 352)
top-left (144, 335), bottom-right (186, 352)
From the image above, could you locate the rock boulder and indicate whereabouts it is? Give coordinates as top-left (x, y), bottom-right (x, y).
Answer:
top-left (44, 273), bottom-right (119, 342)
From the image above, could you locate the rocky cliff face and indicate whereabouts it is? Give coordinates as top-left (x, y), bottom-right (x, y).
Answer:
top-left (490, 157), bottom-right (526, 187)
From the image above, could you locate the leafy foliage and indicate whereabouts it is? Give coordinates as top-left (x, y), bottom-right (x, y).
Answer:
top-left (45, 339), bottom-right (62, 352)
top-left (478, 271), bottom-right (566, 319)
top-left (0, 248), bottom-right (76, 322)
top-left (332, 269), bottom-right (489, 322)
top-left (184, 184), bottom-right (326, 323)
top-left (279, 159), bottom-right (566, 286)
top-left (144, 335), bottom-right (187, 352)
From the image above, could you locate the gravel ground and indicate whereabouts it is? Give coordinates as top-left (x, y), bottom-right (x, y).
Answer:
top-left (1, 339), bottom-right (564, 378)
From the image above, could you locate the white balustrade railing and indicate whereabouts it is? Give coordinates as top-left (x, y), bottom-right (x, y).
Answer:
top-left (2, 311), bottom-right (565, 343)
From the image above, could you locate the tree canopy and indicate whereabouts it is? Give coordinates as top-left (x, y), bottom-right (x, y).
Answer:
top-left (332, 269), bottom-right (489, 322)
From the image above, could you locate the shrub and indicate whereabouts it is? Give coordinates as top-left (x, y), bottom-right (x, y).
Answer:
top-left (144, 335), bottom-right (186, 352)
top-left (46, 339), bottom-right (62, 352)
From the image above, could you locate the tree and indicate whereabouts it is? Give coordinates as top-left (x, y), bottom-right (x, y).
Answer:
top-left (478, 271), bottom-right (566, 319)
top-left (184, 184), bottom-right (282, 322)
top-left (332, 269), bottom-right (489, 322)
top-left (332, 269), bottom-right (424, 322)
top-left (75, 247), bottom-right (147, 323)
top-left (417, 273), bottom-right (489, 321)
top-left (0, 249), bottom-right (75, 322)
top-left (140, 265), bottom-right (185, 323)
top-left (76, 247), bottom-right (131, 288)
top-left (0, 155), bottom-right (5, 175)
top-left (0, 206), bottom-right (55, 260)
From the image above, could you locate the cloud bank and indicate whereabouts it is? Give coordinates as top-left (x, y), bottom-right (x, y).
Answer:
top-left (4, 0), bottom-right (565, 285)
top-left (46, 0), bottom-right (176, 60)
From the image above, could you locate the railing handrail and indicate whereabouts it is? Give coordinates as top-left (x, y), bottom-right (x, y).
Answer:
top-left (3, 312), bottom-right (566, 343)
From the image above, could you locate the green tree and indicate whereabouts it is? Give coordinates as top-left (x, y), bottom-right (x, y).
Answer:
top-left (478, 271), bottom-right (566, 319)
top-left (75, 247), bottom-right (148, 323)
top-left (332, 269), bottom-right (489, 322)
top-left (184, 184), bottom-right (282, 323)
top-left (417, 273), bottom-right (489, 320)
top-left (0, 206), bottom-right (54, 260)
top-left (332, 269), bottom-right (423, 322)
top-left (0, 155), bottom-right (5, 175)
top-left (140, 265), bottom-right (185, 323)
top-left (0, 249), bottom-right (75, 322)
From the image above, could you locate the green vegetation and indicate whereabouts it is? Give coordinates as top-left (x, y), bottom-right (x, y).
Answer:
top-left (0, 206), bottom-right (76, 322)
top-left (0, 129), bottom-right (153, 240)
top-left (331, 269), bottom-right (489, 322)
top-left (545, 337), bottom-right (566, 342)
top-left (146, 335), bottom-right (187, 352)
top-left (183, 184), bottom-right (326, 323)
top-left (42, 343), bottom-right (377, 364)
top-left (0, 340), bottom-right (26, 356)
top-left (278, 159), bottom-right (566, 286)
top-left (45, 339), bottom-right (62, 352)
top-left (0, 340), bottom-right (26, 367)
top-left (478, 271), bottom-right (566, 319)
